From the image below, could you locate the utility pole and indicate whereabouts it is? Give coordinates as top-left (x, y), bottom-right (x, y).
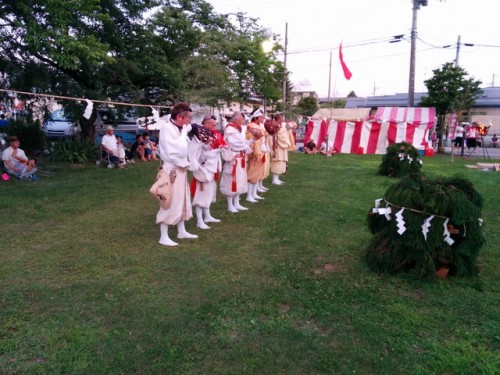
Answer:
top-left (327, 50), bottom-right (332, 104)
top-left (282, 22), bottom-right (288, 114)
top-left (455, 35), bottom-right (461, 67)
top-left (408, 0), bottom-right (427, 107)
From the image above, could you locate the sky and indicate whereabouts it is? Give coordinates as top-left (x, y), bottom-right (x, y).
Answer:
top-left (206, 0), bottom-right (500, 98)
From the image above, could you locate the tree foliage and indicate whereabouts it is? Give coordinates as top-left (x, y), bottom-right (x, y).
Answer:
top-left (0, 0), bottom-right (286, 139)
top-left (295, 96), bottom-right (319, 117)
top-left (420, 62), bottom-right (482, 149)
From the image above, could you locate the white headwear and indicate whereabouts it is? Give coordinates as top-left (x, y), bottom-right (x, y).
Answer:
top-left (252, 109), bottom-right (264, 119)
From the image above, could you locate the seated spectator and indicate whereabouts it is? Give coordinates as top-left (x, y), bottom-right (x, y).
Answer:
top-left (491, 134), bottom-right (498, 148)
top-left (0, 113), bottom-right (8, 129)
top-left (2, 136), bottom-right (39, 180)
top-left (319, 140), bottom-right (336, 156)
top-left (100, 126), bottom-right (120, 165)
top-left (143, 132), bottom-right (159, 160)
top-left (115, 135), bottom-right (131, 168)
top-left (128, 134), bottom-right (147, 161)
top-left (303, 139), bottom-right (318, 154)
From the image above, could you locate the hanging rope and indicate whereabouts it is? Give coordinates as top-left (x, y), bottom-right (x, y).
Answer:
top-left (0, 88), bottom-right (172, 109)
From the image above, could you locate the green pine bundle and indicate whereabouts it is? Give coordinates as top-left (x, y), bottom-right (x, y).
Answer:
top-left (366, 173), bottom-right (485, 278)
top-left (378, 142), bottom-right (423, 177)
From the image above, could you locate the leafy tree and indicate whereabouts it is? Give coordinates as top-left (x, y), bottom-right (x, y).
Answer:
top-left (295, 96), bottom-right (319, 116)
top-left (347, 91), bottom-right (357, 98)
top-left (420, 62), bottom-right (482, 150)
top-left (0, 0), bottom-right (287, 139)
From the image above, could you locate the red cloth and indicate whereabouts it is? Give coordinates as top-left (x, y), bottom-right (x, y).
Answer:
top-left (339, 42), bottom-right (352, 80)
top-left (190, 178), bottom-right (197, 197)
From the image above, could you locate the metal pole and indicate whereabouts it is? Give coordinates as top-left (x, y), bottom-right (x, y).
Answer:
top-left (408, 0), bottom-right (418, 107)
top-left (282, 22), bottom-right (288, 113)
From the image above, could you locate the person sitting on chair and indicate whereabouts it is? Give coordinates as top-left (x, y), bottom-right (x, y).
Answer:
top-left (100, 126), bottom-right (120, 165)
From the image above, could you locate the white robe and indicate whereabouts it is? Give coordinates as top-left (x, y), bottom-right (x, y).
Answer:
top-left (271, 125), bottom-right (291, 175)
top-left (220, 124), bottom-right (253, 196)
top-left (188, 138), bottom-right (222, 208)
top-left (156, 121), bottom-right (193, 225)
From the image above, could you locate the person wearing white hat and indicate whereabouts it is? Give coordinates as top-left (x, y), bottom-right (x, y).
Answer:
top-left (156, 102), bottom-right (198, 246)
top-left (220, 111), bottom-right (253, 213)
top-left (246, 109), bottom-right (266, 202)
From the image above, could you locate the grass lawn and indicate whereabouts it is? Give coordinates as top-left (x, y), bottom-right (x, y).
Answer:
top-left (1, 152), bottom-right (499, 374)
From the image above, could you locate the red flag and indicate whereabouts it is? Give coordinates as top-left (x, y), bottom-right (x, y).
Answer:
top-left (339, 42), bottom-right (352, 80)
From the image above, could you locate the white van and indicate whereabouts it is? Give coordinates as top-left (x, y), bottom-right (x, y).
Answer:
top-left (43, 109), bottom-right (82, 138)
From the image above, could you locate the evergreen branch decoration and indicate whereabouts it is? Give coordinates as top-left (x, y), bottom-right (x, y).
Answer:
top-left (366, 174), bottom-right (485, 278)
top-left (379, 142), bottom-right (423, 177)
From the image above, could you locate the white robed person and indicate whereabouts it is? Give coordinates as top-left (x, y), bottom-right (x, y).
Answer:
top-left (188, 116), bottom-right (226, 229)
top-left (220, 111), bottom-right (254, 213)
top-left (156, 102), bottom-right (198, 246)
top-left (270, 113), bottom-right (290, 185)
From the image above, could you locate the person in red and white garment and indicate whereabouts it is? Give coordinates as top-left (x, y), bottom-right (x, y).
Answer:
top-left (256, 109), bottom-right (271, 194)
top-left (220, 111), bottom-right (254, 213)
top-left (270, 113), bottom-right (291, 185)
top-left (188, 115), bottom-right (226, 229)
top-left (245, 109), bottom-right (266, 203)
top-left (156, 102), bottom-right (198, 247)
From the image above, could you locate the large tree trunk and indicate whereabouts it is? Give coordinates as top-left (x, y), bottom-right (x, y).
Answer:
top-left (436, 114), bottom-right (446, 153)
top-left (80, 111), bottom-right (97, 141)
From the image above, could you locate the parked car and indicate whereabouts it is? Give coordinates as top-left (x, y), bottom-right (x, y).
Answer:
top-left (43, 109), bottom-right (82, 138)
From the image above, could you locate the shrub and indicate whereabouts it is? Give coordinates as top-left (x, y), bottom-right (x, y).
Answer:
top-left (366, 174), bottom-right (485, 278)
top-left (1, 118), bottom-right (46, 155)
top-left (378, 142), bottom-right (423, 177)
top-left (48, 137), bottom-right (98, 164)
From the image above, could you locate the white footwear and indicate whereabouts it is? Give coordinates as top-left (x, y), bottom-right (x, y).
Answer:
top-left (246, 184), bottom-right (258, 203)
top-left (227, 196), bottom-right (238, 213)
top-left (177, 221), bottom-right (198, 239)
top-left (272, 173), bottom-right (284, 185)
top-left (195, 206), bottom-right (210, 230)
top-left (234, 194), bottom-right (248, 211)
top-left (257, 181), bottom-right (268, 192)
top-left (159, 224), bottom-right (178, 246)
top-left (203, 208), bottom-right (221, 223)
top-left (252, 183), bottom-right (264, 200)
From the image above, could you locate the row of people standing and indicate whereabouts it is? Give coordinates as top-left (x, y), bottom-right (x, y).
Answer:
top-left (155, 102), bottom-right (296, 247)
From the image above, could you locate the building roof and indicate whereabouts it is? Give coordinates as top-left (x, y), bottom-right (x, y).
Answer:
top-left (343, 87), bottom-right (500, 108)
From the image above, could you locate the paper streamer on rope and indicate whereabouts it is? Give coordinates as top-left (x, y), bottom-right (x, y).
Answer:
top-left (421, 215), bottom-right (434, 241)
top-left (372, 198), bottom-right (383, 213)
top-left (395, 208), bottom-right (407, 235)
top-left (151, 107), bottom-right (160, 124)
top-left (375, 207), bottom-right (392, 221)
top-left (83, 99), bottom-right (94, 120)
top-left (478, 218), bottom-right (483, 227)
top-left (443, 218), bottom-right (455, 245)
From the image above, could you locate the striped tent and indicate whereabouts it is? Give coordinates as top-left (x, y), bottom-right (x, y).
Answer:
top-left (304, 107), bottom-right (436, 154)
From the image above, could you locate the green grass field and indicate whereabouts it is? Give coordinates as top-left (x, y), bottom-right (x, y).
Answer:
top-left (1, 153), bottom-right (499, 374)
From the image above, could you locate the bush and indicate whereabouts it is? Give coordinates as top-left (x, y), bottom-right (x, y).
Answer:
top-left (48, 137), bottom-right (98, 163)
top-left (378, 142), bottom-right (423, 177)
top-left (366, 174), bottom-right (485, 278)
top-left (1, 118), bottom-right (46, 155)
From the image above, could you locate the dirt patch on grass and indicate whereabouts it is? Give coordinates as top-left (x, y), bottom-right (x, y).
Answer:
top-left (313, 262), bottom-right (347, 275)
